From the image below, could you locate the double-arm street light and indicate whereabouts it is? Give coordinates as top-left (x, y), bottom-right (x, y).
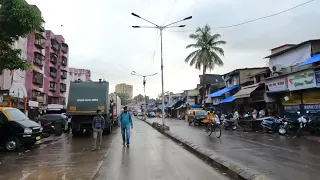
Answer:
top-left (131, 13), bottom-right (192, 125)
top-left (131, 71), bottom-right (158, 119)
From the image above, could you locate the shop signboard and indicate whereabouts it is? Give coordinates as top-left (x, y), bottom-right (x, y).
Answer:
top-left (287, 69), bottom-right (316, 91)
top-left (266, 77), bottom-right (287, 92)
top-left (302, 90), bottom-right (320, 104)
top-left (282, 92), bottom-right (301, 105)
top-left (315, 71), bottom-right (320, 87)
top-left (303, 104), bottom-right (320, 113)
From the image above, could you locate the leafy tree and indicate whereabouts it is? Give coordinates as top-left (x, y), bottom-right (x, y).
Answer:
top-left (0, 0), bottom-right (43, 72)
top-left (134, 94), bottom-right (149, 103)
top-left (184, 24), bottom-right (226, 105)
top-left (115, 92), bottom-right (130, 105)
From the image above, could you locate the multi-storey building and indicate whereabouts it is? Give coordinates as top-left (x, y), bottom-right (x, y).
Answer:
top-left (115, 83), bottom-right (133, 99)
top-left (44, 30), bottom-right (69, 111)
top-left (65, 68), bottom-right (91, 105)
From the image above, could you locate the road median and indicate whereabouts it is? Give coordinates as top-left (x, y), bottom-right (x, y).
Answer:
top-left (140, 117), bottom-right (270, 180)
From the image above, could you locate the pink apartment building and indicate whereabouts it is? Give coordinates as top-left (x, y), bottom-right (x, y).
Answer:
top-left (0, 5), bottom-right (69, 112)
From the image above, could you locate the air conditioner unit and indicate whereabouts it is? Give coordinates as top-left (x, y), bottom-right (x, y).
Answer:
top-left (271, 64), bottom-right (285, 76)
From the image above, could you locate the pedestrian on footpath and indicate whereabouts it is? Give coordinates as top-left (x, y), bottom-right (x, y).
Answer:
top-left (118, 106), bottom-right (133, 147)
top-left (67, 115), bottom-right (72, 132)
top-left (92, 109), bottom-right (105, 151)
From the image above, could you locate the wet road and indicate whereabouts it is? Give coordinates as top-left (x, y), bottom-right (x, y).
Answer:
top-left (94, 119), bottom-right (229, 180)
top-left (0, 131), bottom-right (117, 180)
top-left (147, 118), bottom-right (320, 180)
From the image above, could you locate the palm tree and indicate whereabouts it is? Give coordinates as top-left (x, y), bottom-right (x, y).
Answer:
top-left (185, 24), bottom-right (226, 105)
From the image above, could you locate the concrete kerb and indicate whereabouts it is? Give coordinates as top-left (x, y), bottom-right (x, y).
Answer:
top-left (143, 119), bottom-right (270, 180)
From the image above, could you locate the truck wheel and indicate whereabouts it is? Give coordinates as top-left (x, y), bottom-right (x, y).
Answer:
top-left (5, 137), bottom-right (21, 152)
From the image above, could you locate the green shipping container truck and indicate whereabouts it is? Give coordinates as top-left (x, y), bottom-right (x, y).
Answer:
top-left (66, 80), bottom-right (112, 136)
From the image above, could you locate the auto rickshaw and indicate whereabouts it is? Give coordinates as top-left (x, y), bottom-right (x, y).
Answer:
top-left (187, 109), bottom-right (209, 126)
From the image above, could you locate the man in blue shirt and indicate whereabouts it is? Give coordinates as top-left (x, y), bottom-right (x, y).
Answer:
top-left (118, 106), bottom-right (133, 146)
top-left (92, 109), bottom-right (105, 151)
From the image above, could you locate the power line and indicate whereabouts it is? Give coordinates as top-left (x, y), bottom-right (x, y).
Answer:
top-left (166, 0), bottom-right (316, 32)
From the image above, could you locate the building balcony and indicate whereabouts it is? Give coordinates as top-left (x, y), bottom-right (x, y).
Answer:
top-left (60, 83), bottom-right (67, 92)
top-left (49, 82), bottom-right (57, 91)
top-left (34, 39), bottom-right (45, 49)
top-left (48, 96), bottom-right (59, 104)
top-left (49, 67), bottom-right (57, 78)
top-left (50, 53), bottom-right (58, 64)
top-left (61, 56), bottom-right (68, 66)
top-left (33, 52), bottom-right (44, 67)
top-left (51, 39), bottom-right (60, 51)
top-left (35, 30), bottom-right (45, 40)
top-left (32, 71), bottom-right (43, 85)
top-left (39, 20), bottom-right (45, 32)
top-left (61, 70), bottom-right (67, 79)
top-left (61, 43), bottom-right (69, 54)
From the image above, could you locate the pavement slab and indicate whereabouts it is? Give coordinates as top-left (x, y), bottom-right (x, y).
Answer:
top-left (94, 119), bottom-right (229, 180)
top-left (146, 118), bottom-right (320, 180)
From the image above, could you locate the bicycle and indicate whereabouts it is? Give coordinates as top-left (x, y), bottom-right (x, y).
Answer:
top-left (205, 118), bottom-right (221, 138)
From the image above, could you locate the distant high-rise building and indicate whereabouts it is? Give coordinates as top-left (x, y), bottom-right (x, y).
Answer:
top-left (115, 83), bottom-right (133, 99)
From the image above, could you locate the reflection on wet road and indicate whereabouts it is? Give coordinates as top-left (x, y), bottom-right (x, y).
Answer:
top-left (0, 130), bottom-right (117, 180)
top-left (94, 119), bottom-right (229, 180)
top-left (147, 118), bottom-right (320, 180)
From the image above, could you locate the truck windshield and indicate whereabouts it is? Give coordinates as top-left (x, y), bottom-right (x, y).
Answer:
top-left (5, 109), bottom-right (28, 121)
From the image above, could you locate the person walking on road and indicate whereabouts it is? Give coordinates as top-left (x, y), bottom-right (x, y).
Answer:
top-left (118, 106), bottom-right (133, 147)
top-left (92, 109), bottom-right (105, 151)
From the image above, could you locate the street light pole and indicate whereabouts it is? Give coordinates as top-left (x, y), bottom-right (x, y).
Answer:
top-left (131, 13), bottom-right (192, 126)
top-left (131, 71), bottom-right (158, 120)
top-left (160, 28), bottom-right (165, 125)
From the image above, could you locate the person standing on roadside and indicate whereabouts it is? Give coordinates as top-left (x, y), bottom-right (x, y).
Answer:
top-left (92, 109), bottom-right (105, 151)
top-left (67, 115), bottom-right (72, 132)
top-left (118, 106), bottom-right (133, 147)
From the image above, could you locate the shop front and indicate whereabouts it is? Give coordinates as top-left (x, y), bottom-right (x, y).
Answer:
top-left (281, 92), bottom-right (302, 119)
top-left (265, 75), bottom-right (288, 116)
top-left (302, 89), bottom-right (320, 117)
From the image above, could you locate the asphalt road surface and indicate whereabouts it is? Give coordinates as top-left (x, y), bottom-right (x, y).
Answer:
top-left (94, 118), bottom-right (229, 180)
top-left (147, 118), bottom-right (320, 180)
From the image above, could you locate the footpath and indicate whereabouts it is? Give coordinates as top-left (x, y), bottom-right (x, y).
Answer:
top-left (94, 119), bottom-right (229, 180)
top-left (146, 118), bottom-right (320, 180)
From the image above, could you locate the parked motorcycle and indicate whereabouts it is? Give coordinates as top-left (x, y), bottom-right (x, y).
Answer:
top-left (260, 117), bottom-right (286, 135)
top-left (296, 111), bottom-right (320, 137)
top-left (220, 113), bottom-right (237, 130)
top-left (282, 117), bottom-right (300, 135)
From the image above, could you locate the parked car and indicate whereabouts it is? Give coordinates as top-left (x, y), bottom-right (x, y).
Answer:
top-left (187, 109), bottom-right (208, 126)
top-left (35, 114), bottom-right (68, 136)
top-left (0, 107), bottom-right (42, 151)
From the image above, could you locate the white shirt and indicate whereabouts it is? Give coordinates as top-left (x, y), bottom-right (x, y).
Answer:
top-left (68, 117), bottom-right (72, 123)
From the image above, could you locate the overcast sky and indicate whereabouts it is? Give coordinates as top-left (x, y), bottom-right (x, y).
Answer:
top-left (27, 0), bottom-right (320, 98)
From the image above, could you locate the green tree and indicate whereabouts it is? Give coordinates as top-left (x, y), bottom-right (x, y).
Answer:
top-left (134, 94), bottom-right (149, 103)
top-left (115, 92), bottom-right (130, 105)
top-left (184, 24), bottom-right (226, 104)
top-left (0, 0), bottom-right (43, 72)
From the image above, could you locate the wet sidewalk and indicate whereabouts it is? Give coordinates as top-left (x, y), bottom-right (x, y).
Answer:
top-left (94, 119), bottom-right (229, 180)
top-left (147, 118), bottom-right (320, 180)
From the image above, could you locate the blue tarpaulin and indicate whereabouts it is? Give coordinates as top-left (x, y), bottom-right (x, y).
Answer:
top-left (189, 104), bottom-right (200, 108)
top-left (219, 96), bottom-right (234, 103)
top-left (299, 54), bottom-right (320, 67)
top-left (207, 85), bottom-right (238, 98)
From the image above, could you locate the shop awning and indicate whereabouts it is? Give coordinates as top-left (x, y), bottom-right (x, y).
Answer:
top-left (207, 85), bottom-right (238, 98)
top-left (189, 104), bottom-right (200, 108)
top-left (233, 83), bottom-right (260, 99)
top-left (299, 54), bottom-right (320, 67)
top-left (219, 96), bottom-right (235, 103)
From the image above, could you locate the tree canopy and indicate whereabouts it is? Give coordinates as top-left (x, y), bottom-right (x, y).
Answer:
top-left (0, 0), bottom-right (43, 72)
top-left (134, 94), bottom-right (149, 103)
top-left (115, 92), bottom-right (130, 105)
